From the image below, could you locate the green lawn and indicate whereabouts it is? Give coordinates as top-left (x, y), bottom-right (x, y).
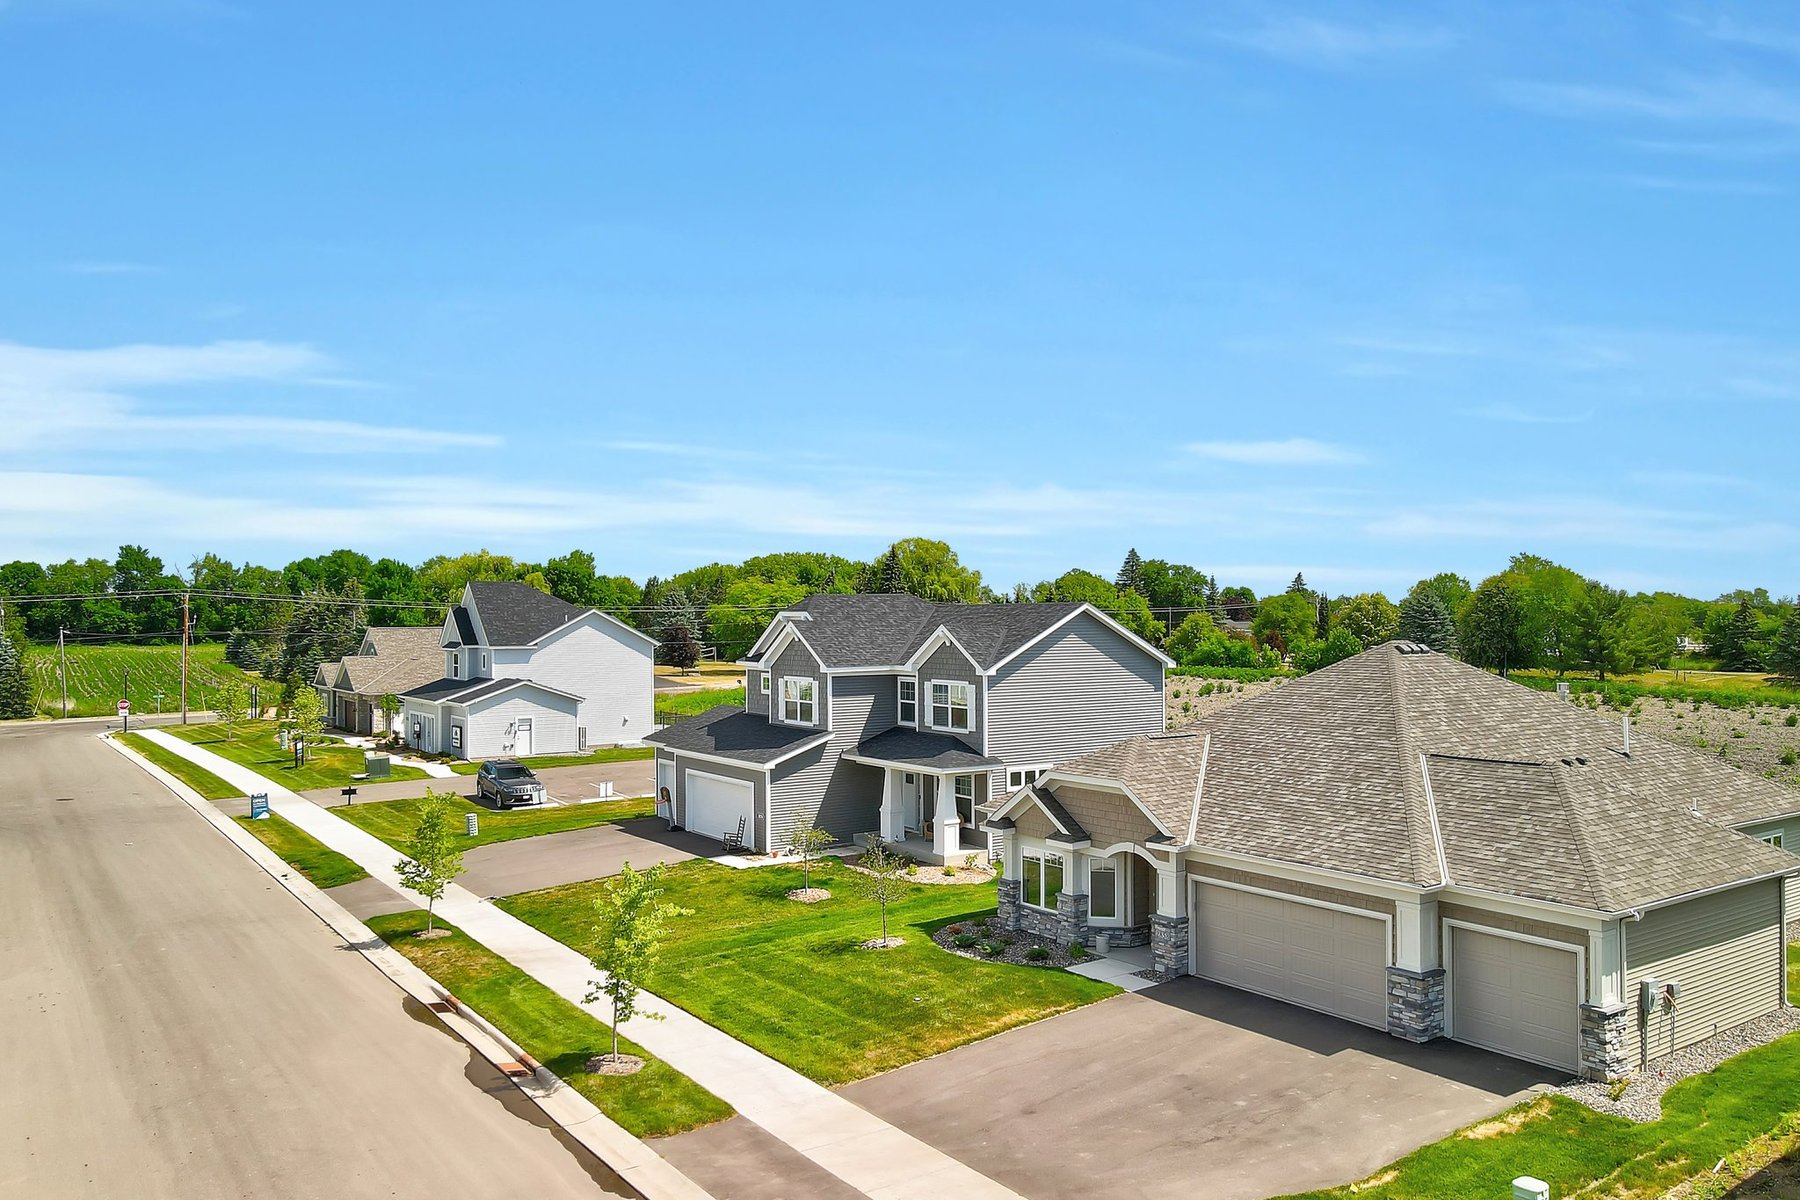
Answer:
top-left (165, 719), bottom-right (427, 790)
top-left (233, 811), bottom-right (369, 888)
top-left (447, 745), bottom-right (655, 775)
top-left (337, 792), bottom-right (658, 852)
top-left (367, 910), bottom-right (731, 1138)
top-left (1276, 1033), bottom-right (1800, 1200)
top-left (501, 858), bottom-right (1117, 1086)
top-left (655, 686), bottom-right (744, 725)
top-left (116, 732), bottom-right (242, 800)
top-left (24, 641), bottom-right (275, 718)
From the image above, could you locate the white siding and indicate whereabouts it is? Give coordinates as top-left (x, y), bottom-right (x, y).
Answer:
top-left (486, 615), bottom-right (655, 746)
top-left (462, 688), bottom-right (580, 759)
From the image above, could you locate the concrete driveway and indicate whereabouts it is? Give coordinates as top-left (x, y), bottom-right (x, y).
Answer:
top-left (829, 976), bottom-right (1560, 1200)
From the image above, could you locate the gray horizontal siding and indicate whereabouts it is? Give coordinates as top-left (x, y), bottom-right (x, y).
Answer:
top-left (1625, 880), bottom-right (1783, 1058)
top-left (661, 750), bottom-right (769, 850)
top-left (768, 673), bottom-right (888, 845)
top-left (986, 611), bottom-right (1165, 765)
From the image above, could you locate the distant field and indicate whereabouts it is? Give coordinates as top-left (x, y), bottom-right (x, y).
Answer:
top-left (23, 641), bottom-right (275, 718)
top-left (655, 685), bottom-right (744, 725)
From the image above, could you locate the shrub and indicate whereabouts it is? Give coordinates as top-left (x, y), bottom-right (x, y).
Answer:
top-left (979, 940), bottom-right (1004, 956)
top-left (952, 934), bottom-right (978, 949)
top-left (1787, 714), bottom-right (1798, 727)
top-left (1068, 942), bottom-right (1088, 959)
top-left (1781, 748), bottom-right (1797, 766)
top-left (941, 865), bottom-right (956, 877)
top-left (1025, 946), bottom-right (1049, 962)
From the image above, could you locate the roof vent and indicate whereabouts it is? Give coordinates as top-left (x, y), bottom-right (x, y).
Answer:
top-left (1575, 756), bottom-right (1588, 766)
top-left (1394, 642), bottom-right (1432, 655)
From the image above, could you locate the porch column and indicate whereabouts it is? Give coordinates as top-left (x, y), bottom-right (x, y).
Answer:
top-left (996, 831), bottom-right (1024, 932)
top-left (933, 773), bottom-right (960, 861)
top-left (878, 769), bottom-right (902, 841)
top-left (1151, 858), bottom-right (1189, 978)
top-left (1578, 919), bottom-right (1630, 1082)
top-left (1387, 896), bottom-right (1444, 1043)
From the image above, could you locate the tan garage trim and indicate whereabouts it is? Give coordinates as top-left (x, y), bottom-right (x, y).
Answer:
top-left (1446, 921), bottom-right (1583, 1072)
top-left (1191, 878), bottom-right (1392, 1029)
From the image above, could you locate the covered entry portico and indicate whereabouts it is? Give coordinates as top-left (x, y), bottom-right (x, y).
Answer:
top-left (846, 728), bottom-right (1000, 864)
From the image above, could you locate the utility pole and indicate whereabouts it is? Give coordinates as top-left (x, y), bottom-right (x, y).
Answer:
top-left (180, 590), bottom-right (191, 725)
top-left (58, 627), bottom-right (68, 718)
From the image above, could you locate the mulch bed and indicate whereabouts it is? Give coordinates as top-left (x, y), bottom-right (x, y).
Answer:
top-left (585, 1053), bottom-right (644, 1076)
top-left (929, 915), bottom-right (1082, 968)
top-left (786, 887), bottom-right (831, 903)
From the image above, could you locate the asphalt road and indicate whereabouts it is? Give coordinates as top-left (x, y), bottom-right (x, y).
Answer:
top-left (0, 718), bottom-right (629, 1200)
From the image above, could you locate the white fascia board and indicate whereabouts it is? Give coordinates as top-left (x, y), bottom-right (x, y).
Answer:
top-left (902, 625), bottom-right (978, 673)
top-left (524, 607), bottom-right (658, 651)
top-left (745, 615), bottom-right (797, 662)
top-left (1037, 770), bottom-right (1172, 838)
top-left (984, 603), bottom-right (1176, 676)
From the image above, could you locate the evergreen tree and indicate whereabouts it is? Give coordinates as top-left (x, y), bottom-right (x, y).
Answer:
top-left (1115, 548), bottom-right (1144, 594)
top-left (0, 629), bottom-right (32, 719)
top-left (1315, 594), bottom-right (1331, 640)
top-left (224, 627), bottom-right (251, 668)
top-left (1713, 600), bottom-right (1765, 672)
top-left (1459, 577), bottom-right (1532, 676)
top-left (1767, 610), bottom-right (1800, 682)
top-left (1397, 591), bottom-right (1456, 654)
top-left (876, 546), bottom-right (903, 594)
top-left (1287, 572), bottom-right (1309, 595)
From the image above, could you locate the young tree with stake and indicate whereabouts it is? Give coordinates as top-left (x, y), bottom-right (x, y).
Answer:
top-left (396, 790), bottom-right (466, 934)
top-left (785, 821), bottom-right (836, 899)
top-left (856, 840), bottom-right (910, 948)
top-left (585, 862), bottom-right (690, 1070)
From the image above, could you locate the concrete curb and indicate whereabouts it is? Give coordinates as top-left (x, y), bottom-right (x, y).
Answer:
top-left (103, 732), bottom-right (715, 1200)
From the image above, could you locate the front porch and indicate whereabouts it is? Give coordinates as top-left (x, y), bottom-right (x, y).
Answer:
top-left (845, 728), bottom-right (1001, 866)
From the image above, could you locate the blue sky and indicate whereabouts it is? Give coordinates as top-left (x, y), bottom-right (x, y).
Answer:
top-left (2, 2), bottom-right (1797, 598)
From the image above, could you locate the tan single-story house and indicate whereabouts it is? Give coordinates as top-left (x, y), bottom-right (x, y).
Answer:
top-left (986, 641), bottom-right (1798, 1081)
top-left (314, 625), bottom-right (444, 735)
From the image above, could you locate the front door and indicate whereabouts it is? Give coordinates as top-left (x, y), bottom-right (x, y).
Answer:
top-left (514, 718), bottom-right (533, 756)
top-left (900, 772), bottom-right (922, 834)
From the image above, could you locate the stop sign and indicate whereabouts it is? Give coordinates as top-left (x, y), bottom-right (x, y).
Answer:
top-left (117, 699), bottom-right (130, 716)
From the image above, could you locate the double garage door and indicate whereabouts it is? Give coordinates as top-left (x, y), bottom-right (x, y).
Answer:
top-left (1191, 881), bottom-right (1390, 1028)
top-left (684, 770), bottom-right (755, 845)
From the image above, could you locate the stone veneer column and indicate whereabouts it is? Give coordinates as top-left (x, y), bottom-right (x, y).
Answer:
top-left (1055, 891), bottom-right (1089, 950)
top-left (1579, 1002), bottom-right (1631, 1082)
top-left (1386, 966), bottom-right (1446, 1042)
top-left (1150, 912), bottom-right (1189, 977)
top-left (996, 877), bottom-right (1022, 932)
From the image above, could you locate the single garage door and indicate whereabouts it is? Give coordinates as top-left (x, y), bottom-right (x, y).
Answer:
top-left (684, 770), bottom-right (755, 845)
top-left (1192, 881), bottom-right (1390, 1028)
top-left (1449, 926), bottom-right (1580, 1071)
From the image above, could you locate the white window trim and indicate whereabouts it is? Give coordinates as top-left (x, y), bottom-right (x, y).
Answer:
top-left (897, 677), bottom-right (917, 728)
top-left (927, 678), bottom-right (973, 732)
top-left (1021, 848), bottom-right (1063, 911)
top-left (1088, 858), bottom-right (1120, 924)
top-left (1758, 831), bottom-right (1784, 849)
top-left (779, 676), bottom-right (817, 726)
top-left (450, 650), bottom-right (460, 676)
top-left (1006, 763), bottom-right (1052, 791)
top-left (480, 651), bottom-right (489, 672)
top-left (759, 671), bottom-right (770, 694)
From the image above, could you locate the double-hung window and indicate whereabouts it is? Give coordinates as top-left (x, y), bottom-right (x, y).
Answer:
top-left (450, 651), bottom-right (461, 676)
top-left (897, 678), bottom-right (917, 726)
top-left (780, 677), bottom-right (816, 725)
top-left (930, 680), bottom-right (971, 731)
top-left (1021, 850), bottom-right (1063, 911)
top-left (759, 671), bottom-right (770, 695)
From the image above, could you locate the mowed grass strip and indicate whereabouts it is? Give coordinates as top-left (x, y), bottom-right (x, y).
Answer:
top-left (447, 745), bottom-right (655, 775)
top-left (116, 732), bottom-right (241, 800)
top-left (336, 793), bottom-right (658, 852)
top-left (501, 858), bottom-right (1118, 1086)
top-left (654, 686), bottom-right (745, 725)
top-left (166, 719), bottom-right (427, 790)
top-left (232, 811), bottom-right (368, 888)
top-left (1275, 1033), bottom-right (1800, 1200)
top-left (366, 909), bottom-right (732, 1138)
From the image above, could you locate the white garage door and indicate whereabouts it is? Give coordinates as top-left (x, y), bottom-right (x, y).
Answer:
top-left (1192, 881), bottom-right (1390, 1028)
top-left (1449, 926), bottom-right (1580, 1071)
top-left (684, 770), bottom-right (755, 845)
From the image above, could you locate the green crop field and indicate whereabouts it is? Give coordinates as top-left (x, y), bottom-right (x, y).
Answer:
top-left (22, 642), bottom-right (276, 718)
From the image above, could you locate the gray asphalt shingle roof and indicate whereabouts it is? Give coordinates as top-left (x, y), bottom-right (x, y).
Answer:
top-left (466, 581), bottom-right (585, 646)
top-left (852, 728), bottom-right (1002, 770)
top-left (645, 704), bottom-right (830, 765)
top-left (746, 594), bottom-right (1092, 671)
top-left (445, 606), bottom-right (478, 648)
top-left (1053, 642), bottom-right (1800, 911)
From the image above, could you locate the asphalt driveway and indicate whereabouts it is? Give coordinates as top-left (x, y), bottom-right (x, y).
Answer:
top-left (300, 758), bottom-right (657, 807)
top-left (827, 976), bottom-right (1560, 1200)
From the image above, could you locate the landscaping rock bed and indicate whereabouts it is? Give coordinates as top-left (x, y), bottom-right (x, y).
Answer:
top-left (844, 853), bottom-right (995, 886)
top-left (1558, 1008), bottom-right (1800, 1123)
top-left (1598, 694), bottom-right (1800, 789)
top-left (930, 916), bottom-right (1079, 968)
top-left (858, 936), bottom-right (905, 950)
top-left (1166, 676), bottom-right (1282, 730)
top-left (585, 1052), bottom-right (644, 1076)
top-left (786, 887), bottom-right (831, 903)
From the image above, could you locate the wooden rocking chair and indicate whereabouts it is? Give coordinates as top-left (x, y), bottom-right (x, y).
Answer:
top-left (721, 815), bottom-right (748, 854)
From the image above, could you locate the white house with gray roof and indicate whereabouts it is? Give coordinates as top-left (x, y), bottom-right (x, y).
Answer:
top-left (986, 641), bottom-right (1798, 1080)
top-left (644, 593), bottom-right (1172, 860)
top-left (397, 581), bottom-right (656, 760)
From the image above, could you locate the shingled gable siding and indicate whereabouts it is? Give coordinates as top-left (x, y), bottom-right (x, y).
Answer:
top-left (916, 642), bottom-right (982, 751)
top-left (985, 611), bottom-right (1164, 766)
top-left (767, 641), bottom-right (824, 729)
top-left (1625, 880), bottom-right (1783, 1059)
top-left (1012, 807), bottom-right (1056, 840)
top-left (768, 673), bottom-right (889, 844)
top-left (746, 667), bottom-right (769, 716)
top-left (1191, 862), bottom-right (1399, 954)
top-left (663, 751), bottom-right (768, 850)
top-left (1051, 784), bottom-right (1159, 848)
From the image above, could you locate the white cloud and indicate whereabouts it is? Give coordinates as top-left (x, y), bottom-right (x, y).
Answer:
top-left (1210, 16), bottom-right (1458, 67)
top-left (1184, 438), bottom-right (1366, 466)
top-left (1364, 500), bottom-right (1797, 553)
top-left (1500, 74), bottom-right (1800, 127)
top-left (1698, 17), bottom-right (1800, 59)
top-left (1605, 173), bottom-right (1783, 196)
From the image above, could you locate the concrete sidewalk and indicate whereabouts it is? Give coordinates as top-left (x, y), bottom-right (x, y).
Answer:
top-left (141, 729), bottom-right (1023, 1200)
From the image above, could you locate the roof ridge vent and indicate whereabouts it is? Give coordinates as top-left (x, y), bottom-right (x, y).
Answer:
top-left (1393, 641), bottom-right (1432, 655)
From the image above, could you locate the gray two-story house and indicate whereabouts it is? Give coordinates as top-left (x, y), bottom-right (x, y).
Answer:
top-left (645, 593), bottom-right (1172, 861)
